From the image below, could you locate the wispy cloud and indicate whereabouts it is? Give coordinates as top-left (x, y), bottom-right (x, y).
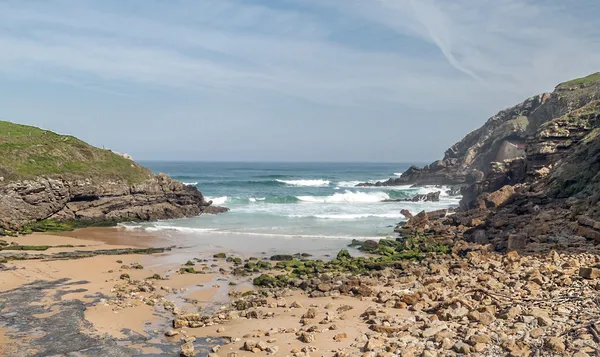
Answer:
top-left (0, 0), bottom-right (599, 161)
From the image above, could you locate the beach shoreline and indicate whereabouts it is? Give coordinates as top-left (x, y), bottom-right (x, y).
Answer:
top-left (0, 227), bottom-right (369, 356)
top-left (2, 227), bottom-right (600, 356)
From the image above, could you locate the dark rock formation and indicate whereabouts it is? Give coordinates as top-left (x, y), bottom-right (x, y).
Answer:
top-left (0, 120), bottom-right (229, 231)
top-left (392, 73), bottom-right (600, 253)
top-left (0, 173), bottom-right (227, 230)
top-left (464, 100), bottom-right (600, 252)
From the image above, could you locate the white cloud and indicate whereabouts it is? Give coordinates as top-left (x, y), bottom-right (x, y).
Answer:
top-left (0, 0), bottom-right (599, 161)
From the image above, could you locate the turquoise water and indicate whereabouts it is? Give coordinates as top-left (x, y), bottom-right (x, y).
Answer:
top-left (131, 162), bottom-right (461, 239)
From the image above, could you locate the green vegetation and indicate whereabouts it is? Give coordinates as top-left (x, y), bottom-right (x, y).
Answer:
top-left (0, 244), bottom-right (85, 251)
top-left (270, 254), bottom-right (294, 261)
top-left (179, 266), bottom-right (200, 274)
top-left (1, 245), bottom-right (51, 251)
top-left (0, 120), bottom-right (152, 183)
top-left (557, 72), bottom-right (600, 89)
top-left (213, 253), bottom-right (227, 259)
top-left (120, 273), bottom-right (130, 280)
top-left (185, 260), bottom-right (195, 266)
top-left (11, 219), bottom-right (120, 235)
top-left (251, 237), bottom-right (452, 288)
top-left (336, 249), bottom-right (352, 260)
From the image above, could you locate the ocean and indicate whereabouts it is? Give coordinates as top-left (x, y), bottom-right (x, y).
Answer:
top-left (128, 162), bottom-right (461, 240)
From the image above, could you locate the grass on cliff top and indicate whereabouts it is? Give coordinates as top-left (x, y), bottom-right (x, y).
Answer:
top-left (557, 72), bottom-right (600, 89)
top-left (0, 121), bottom-right (152, 183)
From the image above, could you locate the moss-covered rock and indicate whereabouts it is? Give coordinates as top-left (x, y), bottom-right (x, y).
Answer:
top-left (270, 254), bottom-right (294, 261)
top-left (336, 249), bottom-right (352, 260)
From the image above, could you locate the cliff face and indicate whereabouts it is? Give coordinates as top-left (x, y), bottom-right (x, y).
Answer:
top-left (0, 121), bottom-right (225, 231)
top-left (393, 72), bottom-right (600, 253)
top-left (463, 100), bottom-right (600, 251)
top-left (0, 174), bottom-right (224, 231)
top-left (361, 72), bottom-right (600, 187)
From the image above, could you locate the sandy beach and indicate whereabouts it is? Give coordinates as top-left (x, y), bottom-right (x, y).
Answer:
top-left (3, 227), bottom-right (600, 357)
top-left (0, 228), bottom-right (370, 356)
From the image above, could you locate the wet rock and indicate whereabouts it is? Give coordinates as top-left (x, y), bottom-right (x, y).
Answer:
top-left (165, 329), bottom-right (179, 337)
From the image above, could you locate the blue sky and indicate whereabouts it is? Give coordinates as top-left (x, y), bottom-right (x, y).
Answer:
top-left (0, 0), bottom-right (599, 162)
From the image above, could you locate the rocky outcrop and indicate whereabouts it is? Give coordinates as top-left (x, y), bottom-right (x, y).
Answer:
top-left (0, 173), bottom-right (227, 231)
top-left (390, 73), bottom-right (600, 253)
top-left (360, 73), bottom-right (600, 188)
top-left (383, 191), bottom-right (440, 203)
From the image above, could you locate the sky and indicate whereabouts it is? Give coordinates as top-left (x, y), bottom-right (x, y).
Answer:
top-left (0, 0), bottom-right (599, 162)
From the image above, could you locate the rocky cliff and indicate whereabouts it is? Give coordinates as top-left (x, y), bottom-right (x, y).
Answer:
top-left (360, 72), bottom-right (600, 187)
top-left (0, 121), bottom-right (226, 231)
top-left (393, 72), bottom-right (600, 253)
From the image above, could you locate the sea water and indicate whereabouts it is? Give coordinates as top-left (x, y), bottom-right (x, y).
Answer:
top-left (126, 162), bottom-right (460, 240)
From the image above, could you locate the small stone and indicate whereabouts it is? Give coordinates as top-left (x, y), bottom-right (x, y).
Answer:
top-left (402, 293), bottom-right (420, 305)
top-left (422, 350), bottom-right (438, 357)
top-left (530, 328), bottom-right (544, 338)
top-left (299, 332), bottom-right (315, 343)
top-left (290, 301), bottom-right (303, 308)
top-left (441, 338), bottom-right (454, 350)
top-left (336, 305), bottom-right (354, 313)
top-left (302, 308), bottom-right (317, 319)
top-left (216, 327), bottom-right (225, 333)
top-left (470, 335), bottom-right (491, 344)
top-left (579, 267), bottom-right (600, 279)
top-left (530, 308), bottom-right (553, 326)
top-left (454, 341), bottom-right (471, 354)
top-left (500, 306), bottom-right (521, 320)
top-left (256, 340), bottom-right (268, 351)
top-left (165, 329), bottom-right (179, 337)
top-left (243, 340), bottom-right (257, 351)
top-left (394, 301), bottom-right (408, 309)
top-left (473, 343), bottom-right (487, 352)
top-left (545, 337), bottom-right (565, 353)
top-left (180, 341), bottom-right (195, 357)
top-left (334, 333), bottom-right (348, 342)
top-left (364, 338), bottom-right (383, 351)
top-left (266, 346), bottom-right (279, 353)
top-left (573, 352), bottom-right (589, 357)
top-left (479, 312), bottom-right (496, 325)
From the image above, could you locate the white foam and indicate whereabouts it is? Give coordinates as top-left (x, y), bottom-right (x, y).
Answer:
top-left (150, 226), bottom-right (379, 240)
top-left (276, 179), bottom-right (330, 187)
top-left (394, 172), bottom-right (403, 176)
top-left (207, 196), bottom-right (228, 205)
top-left (314, 213), bottom-right (400, 220)
top-left (147, 225), bottom-right (218, 233)
top-left (298, 190), bottom-right (389, 203)
top-left (181, 181), bottom-right (198, 186)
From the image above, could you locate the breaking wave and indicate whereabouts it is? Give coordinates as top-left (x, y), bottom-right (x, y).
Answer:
top-left (276, 179), bottom-right (330, 187)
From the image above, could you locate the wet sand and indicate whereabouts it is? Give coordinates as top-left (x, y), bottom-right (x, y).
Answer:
top-left (0, 227), bottom-right (367, 356)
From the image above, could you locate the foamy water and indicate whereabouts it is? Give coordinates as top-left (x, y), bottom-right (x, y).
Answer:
top-left (132, 162), bottom-right (460, 239)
